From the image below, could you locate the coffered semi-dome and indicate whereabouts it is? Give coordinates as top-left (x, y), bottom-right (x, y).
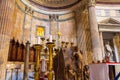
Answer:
top-left (20, 0), bottom-right (84, 14)
top-left (28, 0), bottom-right (81, 9)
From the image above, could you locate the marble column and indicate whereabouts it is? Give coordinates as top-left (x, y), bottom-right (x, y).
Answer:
top-left (113, 34), bottom-right (120, 62)
top-left (99, 32), bottom-right (105, 58)
top-left (29, 10), bottom-right (34, 42)
top-left (56, 15), bottom-right (60, 48)
top-left (0, 0), bottom-right (15, 80)
top-left (22, 7), bottom-right (28, 42)
top-left (49, 14), bottom-right (59, 48)
top-left (88, 0), bottom-right (102, 61)
top-left (23, 41), bottom-right (30, 80)
top-left (49, 15), bottom-right (52, 34)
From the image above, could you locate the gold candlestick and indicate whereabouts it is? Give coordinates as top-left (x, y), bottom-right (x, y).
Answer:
top-left (71, 42), bottom-right (74, 47)
top-left (52, 39), bottom-right (56, 44)
top-left (57, 31), bottom-right (61, 48)
top-left (65, 42), bottom-right (69, 48)
top-left (46, 38), bottom-right (50, 42)
top-left (61, 41), bottom-right (65, 47)
top-left (33, 44), bottom-right (42, 80)
top-left (41, 37), bottom-right (45, 46)
top-left (41, 37), bottom-right (45, 53)
top-left (46, 42), bottom-right (55, 80)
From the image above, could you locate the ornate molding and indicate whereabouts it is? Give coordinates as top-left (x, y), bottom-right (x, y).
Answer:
top-left (16, 1), bottom-right (74, 22)
top-left (49, 14), bottom-right (59, 21)
top-left (88, 0), bottom-right (96, 7)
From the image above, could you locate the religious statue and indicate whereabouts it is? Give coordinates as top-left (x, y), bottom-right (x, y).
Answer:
top-left (83, 65), bottom-right (90, 80)
top-left (65, 64), bottom-right (76, 80)
top-left (53, 45), bottom-right (84, 80)
top-left (104, 41), bottom-right (114, 62)
top-left (41, 56), bottom-right (47, 72)
top-left (72, 48), bottom-right (83, 80)
top-left (53, 48), bottom-right (65, 80)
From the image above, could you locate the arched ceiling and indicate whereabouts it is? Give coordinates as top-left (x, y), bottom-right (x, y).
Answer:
top-left (20, 0), bottom-right (120, 15)
top-left (29, 0), bottom-right (81, 9)
top-left (97, 0), bottom-right (120, 4)
top-left (20, 0), bottom-right (84, 14)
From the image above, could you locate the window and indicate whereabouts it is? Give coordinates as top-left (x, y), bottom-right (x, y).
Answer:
top-left (116, 10), bottom-right (120, 16)
top-left (104, 9), bottom-right (110, 16)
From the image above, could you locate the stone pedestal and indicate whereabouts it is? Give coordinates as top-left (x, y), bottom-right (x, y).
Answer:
top-left (0, 0), bottom-right (15, 79)
top-left (88, 0), bottom-right (102, 61)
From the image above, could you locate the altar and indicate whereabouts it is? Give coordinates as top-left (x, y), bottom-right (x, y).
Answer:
top-left (89, 62), bottom-right (120, 80)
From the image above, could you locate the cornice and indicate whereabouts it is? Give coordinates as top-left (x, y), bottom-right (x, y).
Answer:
top-left (16, 1), bottom-right (75, 22)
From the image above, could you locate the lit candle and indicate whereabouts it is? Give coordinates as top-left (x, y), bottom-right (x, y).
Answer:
top-left (37, 36), bottom-right (41, 44)
top-left (50, 35), bottom-right (52, 42)
top-left (66, 38), bottom-right (68, 42)
top-left (71, 38), bottom-right (74, 42)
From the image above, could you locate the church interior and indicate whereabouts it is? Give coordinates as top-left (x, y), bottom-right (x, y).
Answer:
top-left (0, 0), bottom-right (120, 80)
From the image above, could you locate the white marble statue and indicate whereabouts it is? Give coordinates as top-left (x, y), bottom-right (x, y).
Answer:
top-left (105, 41), bottom-right (114, 61)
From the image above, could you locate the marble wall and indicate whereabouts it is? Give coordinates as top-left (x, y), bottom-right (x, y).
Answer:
top-left (0, 0), bottom-right (15, 79)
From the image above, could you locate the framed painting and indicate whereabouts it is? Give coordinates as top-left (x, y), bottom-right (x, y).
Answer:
top-left (36, 26), bottom-right (45, 37)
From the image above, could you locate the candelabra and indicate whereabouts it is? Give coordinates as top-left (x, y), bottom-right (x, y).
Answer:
top-left (33, 44), bottom-right (42, 80)
top-left (33, 37), bottom-right (74, 80)
top-left (46, 42), bottom-right (55, 80)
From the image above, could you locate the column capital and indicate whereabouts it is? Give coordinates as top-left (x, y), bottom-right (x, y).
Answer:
top-left (49, 14), bottom-right (59, 21)
top-left (88, 0), bottom-right (96, 7)
top-left (25, 6), bottom-right (34, 16)
top-left (83, 8), bottom-right (88, 14)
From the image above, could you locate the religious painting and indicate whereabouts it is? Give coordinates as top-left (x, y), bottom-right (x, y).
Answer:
top-left (17, 46), bottom-right (22, 61)
top-left (36, 26), bottom-right (45, 37)
top-left (8, 38), bottom-right (15, 61)
top-left (29, 47), bottom-right (35, 62)
top-left (12, 41), bottom-right (19, 61)
top-left (17, 43), bottom-right (24, 62)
